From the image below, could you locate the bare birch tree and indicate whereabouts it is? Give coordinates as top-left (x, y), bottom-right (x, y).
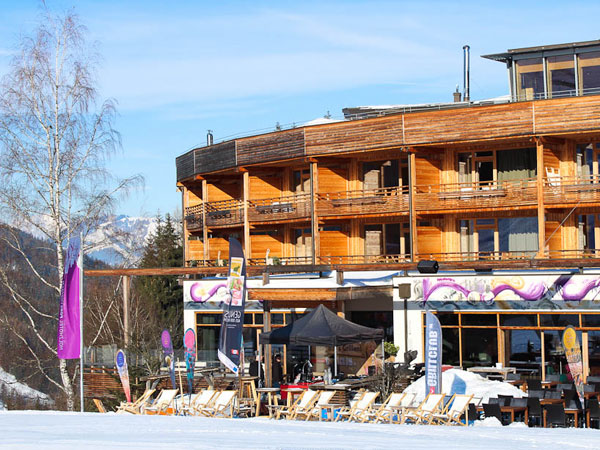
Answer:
top-left (0, 12), bottom-right (141, 410)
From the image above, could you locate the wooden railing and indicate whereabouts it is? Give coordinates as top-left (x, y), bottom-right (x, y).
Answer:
top-left (414, 178), bottom-right (538, 212)
top-left (247, 193), bottom-right (311, 222)
top-left (203, 199), bottom-right (244, 227)
top-left (544, 175), bottom-right (600, 205)
top-left (184, 204), bottom-right (204, 231)
top-left (417, 250), bottom-right (539, 263)
top-left (317, 186), bottom-right (409, 217)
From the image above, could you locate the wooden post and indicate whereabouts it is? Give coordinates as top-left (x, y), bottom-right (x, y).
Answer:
top-left (202, 179), bottom-right (208, 263)
top-left (541, 331), bottom-right (546, 381)
top-left (263, 301), bottom-right (272, 387)
top-left (243, 171), bottom-right (250, 258)
top-left (582, 331), bottom-right (589, 383)
top-left (310, 161), bottom-right (319, 265)
top-left (536, 138), bottom-right (546, 257)
top-left (408, 150), bottom-right (418, 260)
top-left (122, 275), bottom-right (130, 348)
top-left (336, 300), bottom-right (345, 319)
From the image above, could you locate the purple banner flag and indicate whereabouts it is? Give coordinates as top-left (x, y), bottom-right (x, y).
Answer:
top-left (161, 329), bottom-right (177, 389)
top-left (57, 237), bottom-right (81, 359)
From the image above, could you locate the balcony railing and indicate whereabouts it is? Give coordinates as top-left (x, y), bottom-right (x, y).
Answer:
top-left (184, 204), bottom-right (204, 231)
top-left (205, 199), bottom-right (244, 227)
top-left (247, 193), bottom-right (311, 222)
top-left (544, 174), bottom-right (600, 205)
top-left (414, 178), bottom-right (538, 212)
top-left (317, 186), bottom-right (409, 217)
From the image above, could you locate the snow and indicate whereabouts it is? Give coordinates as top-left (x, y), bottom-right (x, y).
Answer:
top-left (303, 117), bottom-right (344, 126)
top-left (0, 367), bottom-right (53, 408)
top-left (0, 410), bottom-right (598, 449)
top-left (404, 369), bottom-right (526, 403)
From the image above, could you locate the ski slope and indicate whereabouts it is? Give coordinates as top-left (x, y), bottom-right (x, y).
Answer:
top-left (0, 411), bottom-right (597, 449)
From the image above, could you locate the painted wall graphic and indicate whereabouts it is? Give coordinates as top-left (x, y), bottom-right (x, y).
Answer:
top-left (411, 274), bottom-right (600, 310)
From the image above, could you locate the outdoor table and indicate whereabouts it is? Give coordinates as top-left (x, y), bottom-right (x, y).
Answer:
top-left (466, 367), bottom-right (516, 380)
top-left (476, 405), bottom-right (528, 424)
top-left (541, 381), bottom-right (559, 389)
top-left (506, 379), bottom-right (527, 392)
top-left (281, 387), bottom-right (305, 407)
top-left (256, 387), bottom-right (280, 418)
top-left (539, 398), bottom-right (564, 406)
top-left (318, 403), bottom-right (345, 421)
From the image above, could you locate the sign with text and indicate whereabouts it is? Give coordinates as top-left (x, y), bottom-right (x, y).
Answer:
top-left (425, 311), bottom-right (442, 395)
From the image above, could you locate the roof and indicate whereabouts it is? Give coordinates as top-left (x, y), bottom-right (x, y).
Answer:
top-left (483, 39), bottom-right (600, 62)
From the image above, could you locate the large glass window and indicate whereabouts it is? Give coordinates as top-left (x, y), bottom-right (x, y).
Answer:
top-left (462, 328), bottom-right (497, 368)
top-left (547, 55), bottom-right (575, 97)
top-left (506, 329), bottom-right (541, 374)
top-left (579, 51), bottom-right (600, 94)
top-left (516, 58), bottom-right (544, 100)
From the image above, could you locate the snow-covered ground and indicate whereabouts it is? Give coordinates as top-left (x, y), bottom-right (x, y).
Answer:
top-left (0, 367), bottom-right (53, 408)
top-left (0, 411), bottom-right (597, 449)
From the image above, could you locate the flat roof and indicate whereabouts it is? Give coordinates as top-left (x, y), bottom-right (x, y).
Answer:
top-left (482, 39), bottom-right (600, 62)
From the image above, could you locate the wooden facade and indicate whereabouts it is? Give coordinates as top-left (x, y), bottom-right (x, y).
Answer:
top-left (178, 94), bottom-right (600, 268)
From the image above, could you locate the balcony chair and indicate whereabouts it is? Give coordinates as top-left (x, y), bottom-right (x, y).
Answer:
top-left (527, 397), bottom-right (543, 427)
top-left (546, 404), bottom-right (566, 428)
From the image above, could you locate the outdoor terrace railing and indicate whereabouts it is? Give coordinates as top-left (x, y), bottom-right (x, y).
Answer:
top-left (544, 174), bottom-right (600, 206)
top-left (317, 186), bottom-right (409, 217)
top-left (184, 204), bottom-right (204, 231)
top-left (247, 193), bottom-right (311, 223)
top-left (417, 250), bottom-right (539, 262)
top-left (204, 199), bottom-right (245, 227)
top-left (414, 178), bottom-right (538, 212)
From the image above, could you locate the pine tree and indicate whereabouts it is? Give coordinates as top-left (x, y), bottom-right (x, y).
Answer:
top-left (136, 214), bottom-right (183, 344)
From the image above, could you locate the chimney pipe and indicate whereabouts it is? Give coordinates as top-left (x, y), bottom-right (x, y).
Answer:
top-left (207, 130), bottom-right (213, 146)
top-left (453, 85), bottom-right (462, 103)
top-left (463, 45), bottom-right (470, 102)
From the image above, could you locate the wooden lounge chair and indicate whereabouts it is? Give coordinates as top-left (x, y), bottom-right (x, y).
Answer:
top-left (276, 390), bottom-right (319, 420)
top-left (335, 391), bottom-right (379, 423)
top-left (431, 394), bottom-right (473, 425)
top-left (401, 393), bottom-right (445, 425)
top-left (304, 390), bottom-right (337, 421)
top-left (367, 392), bottom-right (406, 423)
top-left (183, 389), bottom-right (218, 416)
top-left (143, 389), bottom-right (179, 415)
top-left (201, 390), bottom-right (238, 418)
top-left (116, 388), bottom-right (156, 415)
top-left (93, 398), bottom-right (107, 413)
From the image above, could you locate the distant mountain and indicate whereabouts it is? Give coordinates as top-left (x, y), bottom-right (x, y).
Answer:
top-left (86, 215), bottom-right (159, 266)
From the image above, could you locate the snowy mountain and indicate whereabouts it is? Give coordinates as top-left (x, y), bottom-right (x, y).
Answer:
top-left (0, 367), bottom-right (54, 409)
top-left (86, 215), bottom-right (159, 266)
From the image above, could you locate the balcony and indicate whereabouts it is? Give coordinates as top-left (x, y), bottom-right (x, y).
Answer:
top-left (184, 199), bottom-right (245, 230)
top-left (184, 204), bottom-right (203, 231)
top-left (247, 193), bottom-right (311, 223)
top-left (317, 186), bottom-right (409, 218)
top-left (414, 178), bottom-right (538, 213)
top-left (544, 174), bottom-right (600, 206)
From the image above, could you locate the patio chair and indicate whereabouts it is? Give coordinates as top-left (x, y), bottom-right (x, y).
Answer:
top-left (546, 404), bottom-right (566, 428)
top-left (510, 397), bottom-right (527, 407)
top-left (527, 379), bottom-right (542, 391)
top-left (277, 390), bottom-right (319, 420)
top-left (93, 399), bottom-right (107, 413)
top-left (400, 393), bottom-right (445, 425)
top-left (527, 397), bottom-right (542, 427)
top-left (546, 374), bottom-right (561, 382)
top-left (587, 376), bottom-right (600, 384)
top-left (143, 389), bottom-right (178, 415)
top-left (366, 392), bottom-right (405, 423)
top-left (544, 390), bottom-right (561, 400)
top-left (431, 394), bottom-right (473, 426)
top-left (527, 390), bottom-right (544, 400)
top-left (304, 390), bottom-right (336, 421)
top-left (506, 373), bottom-right (521, 381)
top-left (558, 383), bottom-right (574, 392)
top-left (498, 395), bottom-right (513, 406)
top-left (186, 389), bottom-right (219, 416)
top-left (116, 388), bottom-right (156, 414)
top-left (482, 403), bottom-right (505, 425)
top-left (201, 390), bottom-right (238, 418)
top-left (335, 391), bottom-right (380, 423)
top-left (587, 397), bottom-right (600, 429)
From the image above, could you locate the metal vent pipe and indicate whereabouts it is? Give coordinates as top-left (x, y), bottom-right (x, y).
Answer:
top-left (463, 45), bottom-right (470, 102)
top-left (207, 130), bottom-right (214, 146)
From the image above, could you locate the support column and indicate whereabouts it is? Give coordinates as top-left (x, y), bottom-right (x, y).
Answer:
top-left (202, 179), bottom-right (208, 263)
top-left (122, 275), bottom-right (130, 348)
top-left (263, 301), bottom-right (272, 387)
top-left (408, 151), bottom-right (418, 260)
top-left (536, 138), bottom-right (546, 257)
top-left (242, 171), bottom-right (250, 258)
top-left (310, 161), bottom-right (319, 265)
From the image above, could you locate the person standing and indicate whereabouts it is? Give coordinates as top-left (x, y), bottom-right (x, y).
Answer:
top-left (272, 354), bottom-right (283, 388)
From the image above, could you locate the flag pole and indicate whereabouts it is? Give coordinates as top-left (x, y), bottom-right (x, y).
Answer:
top-left (79, 233), bottom-right (84, 413)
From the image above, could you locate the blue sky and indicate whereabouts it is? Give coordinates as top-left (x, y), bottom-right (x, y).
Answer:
top-left (2, 0), bottom-right (600, 217)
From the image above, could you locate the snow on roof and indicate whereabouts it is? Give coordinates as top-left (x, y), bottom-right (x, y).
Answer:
top-left (0, 367), bottom-right (54, 407)
top-left (404, 368), bottom-right (526, 403)
top-left (303, 117), bottom-right (344, 126)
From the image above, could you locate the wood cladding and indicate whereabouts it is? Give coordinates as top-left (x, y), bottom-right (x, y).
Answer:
top-left (176, 151), bottom-right (194, 180)
top-left (237, 128), bottom-right (304, 165)
top-left (178, 96), bottom-right (600, 180)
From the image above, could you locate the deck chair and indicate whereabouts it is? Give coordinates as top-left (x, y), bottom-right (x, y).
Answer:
top-left (277, 389), bottom-right (319, 420)
top-left (93, 398), bottom-right (108, 413)
top-left (431, 394), bottom-right (473, 426)
top-left (185, 389), bottom-right (218, 416)
top-left (143, 389), bottom-right (178, 415)
top-left (304, 390), bottom-right (336, 421)
top-left (202, 390), bottom-right (238, 418)
top-left (116, 388), bottom-right (156, 415)
top-left (368, 392), bottom-right (406, 423)
top-left (335, 391), bottom-right (379, 423)
top-left (401, 393), bottom-right (445, 425)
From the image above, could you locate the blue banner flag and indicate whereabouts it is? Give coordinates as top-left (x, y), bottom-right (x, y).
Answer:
top-left (425, 311), bottom-right (442, 395)
top-left (217, 237), bottom-right (246, 374)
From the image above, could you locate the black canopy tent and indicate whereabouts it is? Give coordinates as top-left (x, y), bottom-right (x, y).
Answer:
top-left (259, 304), bottom-right (384, 377)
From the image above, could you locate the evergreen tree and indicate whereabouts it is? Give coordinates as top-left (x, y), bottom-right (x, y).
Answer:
top-left (136, 214), bottom-right (183, 344)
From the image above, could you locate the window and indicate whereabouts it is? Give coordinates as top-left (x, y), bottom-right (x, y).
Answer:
top-left (516, 58), bottom-right (544, 100)
top-left (460, 217), bottom-right (538, 258)
top-left (547, 55), bottom-right (575, 97)
top-left (578, 51), bottom-right (600, 94)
